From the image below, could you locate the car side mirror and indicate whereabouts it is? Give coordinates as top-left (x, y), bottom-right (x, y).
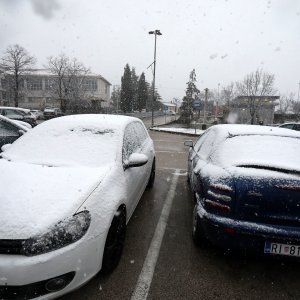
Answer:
top-left (124, 153), bottom-right (148, 170)
top-left (184, 140), bottom-right (193, 148)
top-left (1, 144), bottom-right (12, 152)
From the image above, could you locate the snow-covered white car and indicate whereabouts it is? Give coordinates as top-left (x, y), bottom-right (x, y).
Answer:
top-left (0, 114), bottom-right (155, 299)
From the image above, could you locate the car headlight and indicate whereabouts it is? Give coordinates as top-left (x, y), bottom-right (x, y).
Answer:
top-left (21, 211), bottom-right (91, 256)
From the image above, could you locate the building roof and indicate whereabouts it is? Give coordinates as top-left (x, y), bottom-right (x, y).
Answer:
top-left (22, 69), bottom-right (111, 85)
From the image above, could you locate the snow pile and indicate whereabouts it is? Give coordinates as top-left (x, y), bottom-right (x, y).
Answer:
top-left (151, 127), bottom-right (204, 136)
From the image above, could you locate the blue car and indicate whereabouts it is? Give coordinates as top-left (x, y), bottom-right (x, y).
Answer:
top-left (185, 124), bottom-right (300, 258)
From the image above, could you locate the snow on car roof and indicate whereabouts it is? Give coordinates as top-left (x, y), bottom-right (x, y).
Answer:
top-left (211, 124), bottom-right (300, 138)
top-left (2, 114), bottom-right (141, 167)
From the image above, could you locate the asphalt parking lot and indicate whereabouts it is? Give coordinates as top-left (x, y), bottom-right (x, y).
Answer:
top-left (59, 130), bottom-right (300, 300)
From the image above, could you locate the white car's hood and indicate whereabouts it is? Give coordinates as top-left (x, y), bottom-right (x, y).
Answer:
top-left (0, 160), bottom-right (111, 239)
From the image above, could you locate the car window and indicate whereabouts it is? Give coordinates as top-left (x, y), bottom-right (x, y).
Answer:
top-left (134, 122), bottom-right (148, 145)
top-left (0, 120), bottom-right (19, 137)
top-left (197, 130), bottom-right (217, 160)
top-left (280, 124), bottom-right (294, 129)
top-left (294, 124), bottom-right (300, 131)
top-left (122, 122), bottom-right (142, 162)
top-left (194, 130), bottom-right (210, 152)
top-left (3, 109), bottom-right (23, 117)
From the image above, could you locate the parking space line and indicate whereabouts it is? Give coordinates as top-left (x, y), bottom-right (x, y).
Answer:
top-left (155, 150), bottom-right (187, 154)
top-left (131, 170), bottom-right (179, 300)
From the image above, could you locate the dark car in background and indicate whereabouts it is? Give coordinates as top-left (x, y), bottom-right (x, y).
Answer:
top-left (0, 107), bottom-right (37, 127)
top-left (185, 124), bottom-right (300, 258)
top-left (278, 123), bottom-right (300, 131)
top-left (43, 107), bottom-right (63, 120)
top-left (0, 115), bottom-right (30, 151)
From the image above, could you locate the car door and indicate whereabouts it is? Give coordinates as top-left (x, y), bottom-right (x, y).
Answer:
top-left (0, 120), bottom-right (20, 151)
top-left (122, 122), bottom-right (145, 218)
top-left (188, 131), bottom-right (209, 187)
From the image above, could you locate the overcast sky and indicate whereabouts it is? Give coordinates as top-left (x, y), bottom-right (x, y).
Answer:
top-left (1, 0), bottom-right (300, 101)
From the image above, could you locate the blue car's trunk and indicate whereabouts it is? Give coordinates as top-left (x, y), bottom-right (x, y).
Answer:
top-left (234, 169), bottom-right (300, 228)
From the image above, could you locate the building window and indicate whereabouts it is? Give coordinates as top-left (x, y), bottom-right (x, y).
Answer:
top-left (83, 79), bottom-right (98, 91)
top-left (27, 77), bottom-right (43, 90)
top-left (45, 78), bottom-right (56, 90)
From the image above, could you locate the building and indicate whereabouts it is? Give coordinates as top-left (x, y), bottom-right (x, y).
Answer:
top-left (229, 96), bottom-right (279, 125)
top-left (0, 69), bottom-right (111, 111)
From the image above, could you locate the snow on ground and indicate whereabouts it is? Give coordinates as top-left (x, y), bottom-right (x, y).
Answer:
top-left (151, 127), bottom-right (204, 136)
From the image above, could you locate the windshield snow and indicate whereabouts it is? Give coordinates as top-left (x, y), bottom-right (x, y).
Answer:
top-left (2, 118), bottom-right (122, 167)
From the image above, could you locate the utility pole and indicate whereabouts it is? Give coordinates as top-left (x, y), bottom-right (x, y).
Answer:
top-left (148, 29), bottom-right (162, 128)
top-left (204, 88), bottom-right (209, 123)
top-left (298, 81), bottom-right (300, 102)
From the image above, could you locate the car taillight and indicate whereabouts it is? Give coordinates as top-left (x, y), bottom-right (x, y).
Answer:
top-left (204, 199), bottom-right (231, 212)
top-left (204, 183), bottom-right (234, 214)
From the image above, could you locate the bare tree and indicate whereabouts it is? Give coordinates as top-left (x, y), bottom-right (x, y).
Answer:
top-left (236, 69), bottom-right (276, 124)
top-left (278, 93), bottom-right (294, 114)
top-left (221, 82), bottom-right (235, 108)
top-left (0, 44), bottom-right (36, 107)
top-left (47, 54), bottom-right (89, 112)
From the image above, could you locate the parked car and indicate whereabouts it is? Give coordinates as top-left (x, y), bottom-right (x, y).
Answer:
top-left (43, 107), bottom-right (63, 120)
top-left (185, 124), bottom-right (300, 257)
top-left (165, 110), bottom-right (176, 115)
top-left (0, 106), bottom-right (37, 127)
top-left (0, 114), bottom-right (155, 299)
top-left (278, 122), bottom-right (300, 131)
top-left (30, 109), bottom-right (44, 120)
top-left (0, 115), bottom-right (30, 151)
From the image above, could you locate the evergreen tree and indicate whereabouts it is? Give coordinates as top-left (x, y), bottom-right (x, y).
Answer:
top-left (131, 67), bottom-right (139, 111)
top-left (137, 72), bottom-right (148, 111)
top-left (147, 81), bottom-right (162, 111)
top-left (120, 64), bottom-right (134, 112)
top-left (111, 85), bottom-right (121, 110)
top-left (181, 69), bottom-right (200, 124)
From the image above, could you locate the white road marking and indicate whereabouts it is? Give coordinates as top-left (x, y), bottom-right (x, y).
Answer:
top-left (155, 150), bottom-right (187, 154)
top-left (157, 167), bottom-right (187, 172)
top-left (131, 170), bottom-right (179, 300)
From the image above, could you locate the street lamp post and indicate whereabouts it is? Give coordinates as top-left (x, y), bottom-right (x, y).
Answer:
top-left (149, 29), bottom-right (162, 128)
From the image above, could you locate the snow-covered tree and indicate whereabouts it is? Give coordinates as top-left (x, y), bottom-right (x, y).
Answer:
top-left (120, 64), bottom-right (134, 112)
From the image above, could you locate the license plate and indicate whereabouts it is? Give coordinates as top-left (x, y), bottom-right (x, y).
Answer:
top-left (264, 241), bottom-right (300, 257)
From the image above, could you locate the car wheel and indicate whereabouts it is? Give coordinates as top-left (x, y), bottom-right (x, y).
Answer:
top-left (147, 158), bottom-right (155, 189)
top-left (192, 204), bottom-right (205, 246)
top-left (101, 208), bottom-right (126, 274)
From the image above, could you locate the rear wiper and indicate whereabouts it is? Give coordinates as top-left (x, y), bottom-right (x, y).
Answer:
top-left (237, 165), bottom-right (300, 176)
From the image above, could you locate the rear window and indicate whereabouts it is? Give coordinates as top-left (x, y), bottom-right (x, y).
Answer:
top-left (212, 135), bottom-right (300, 172)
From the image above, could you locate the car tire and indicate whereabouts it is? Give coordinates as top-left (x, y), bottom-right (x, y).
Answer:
top-left (147, 158), bottom-right (155, 189)
top-left (192, 204), bottom-right (205, 246)
top-left (101, 208), bottom-right (126, 274)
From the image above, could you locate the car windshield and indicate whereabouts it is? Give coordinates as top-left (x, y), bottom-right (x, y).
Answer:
top-left (2, 119), bottom-right (121, 167)
top-left (212, 135), bottom-right (300, 171)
